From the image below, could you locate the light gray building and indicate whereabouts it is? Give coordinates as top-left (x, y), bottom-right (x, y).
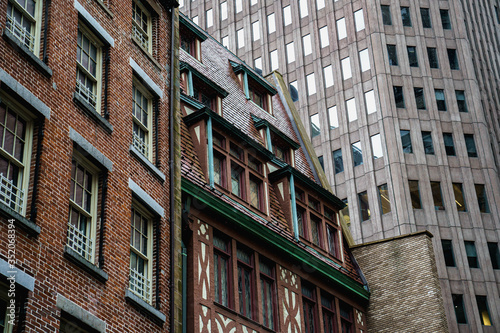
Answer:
top-left (180, 0), bottom-right (500, 331)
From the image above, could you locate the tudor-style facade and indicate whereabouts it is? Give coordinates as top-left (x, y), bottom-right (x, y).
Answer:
top-left (179, 14), bottom-right (368, 333)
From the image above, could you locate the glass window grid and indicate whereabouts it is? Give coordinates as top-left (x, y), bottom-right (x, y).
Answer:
top-left (132, 81), bottom-right (153, 160)
top-left (443, 133), bottom-right (456, 156)
top-left (452, 183), bottom-right (467, 212)
top-left (442, 239), bottom-right (456, 267)
top-left (400, 130), bottom-right (413, 153)
top-left (259, 258), bottom-right (276, 330)
top-left (132, 1), bottom-right (152, 52)
top-left (352, 141), bottom-right (363, 166)
top-left (414, 87), bottom-right (426, 109)
top-left (475, 184), bottom-right (490, 213)
top-left (214, 231), bottom-right (232, 308)
top-left (76, 24), bottom-right (102, 110)
top-left (407, 46), bottom-right (418, 67)
top-left (6, 0), bottom-right (39, 53)
top-left (435, 89), bottom-right (447, 111)
top-left (237, 245), bottom-right (254, 319)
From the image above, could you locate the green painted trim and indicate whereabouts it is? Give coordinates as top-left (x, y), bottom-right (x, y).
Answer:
top-left (207, 117), bottom-right (214, 187)
top-left (179, 15), bottom-right (208, 41)
top-left (187, 70), bottom-right (194, 97)
top-left (182, 178), bottom-right (370, 301)
top-left (289, 174), bottom-right (299, 241)
top-left (252, 115), bottom-right (301, 150)
top-left (243, 71), bottom-right (250, 99)
top-left (180, 62), bottom-right (229, 97)
top-left (180, 93), bottom-right (206, 110)
top-left (265, 126), bottom-right (273, 151)
top-left (229, 60), bottom-right (277, 96)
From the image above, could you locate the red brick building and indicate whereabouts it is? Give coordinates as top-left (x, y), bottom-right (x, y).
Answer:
top-left (179, 15), bottom-right (369, 333)
top-left (0, 0), bottom-right (181, 332)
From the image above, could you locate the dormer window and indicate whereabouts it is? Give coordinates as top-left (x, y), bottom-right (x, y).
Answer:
top-left (180, 15), bottom-right (208, 62)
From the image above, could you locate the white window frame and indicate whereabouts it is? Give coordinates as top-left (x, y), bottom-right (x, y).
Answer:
top-left (206, 8), bottom-right (213, 28)
top-left (0, 281), bottom-right (14, 333)
top-left (6, 0), bottom-right (43, 54)
top-left (132, 78), bottom-right (153, 161)
top-left (132, 0), bottom-right (152, 53)
top-left (237, 28), bottom-right (245, 48)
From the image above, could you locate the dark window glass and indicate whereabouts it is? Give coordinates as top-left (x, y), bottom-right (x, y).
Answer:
top-left (332, 149), bottom-right (343, 174)
top-left (453, 183), bottom-right (467, 212)
top-left (393, 86), bottom-right (405, 108)
top-left (326, 225), bottom-right (340, 259)
top-left (464, 134), bottom-right (477, 157)
top-left (455, 90), bottom-right (468, 112)
top-left (475, 184), bottom-right (490, 213)
top-left (447, 49), bottom-right (459, 70)
top-left (321, 292), bottom-right (337, 333)
top-left (488, 243), bottom-right (500, 269)
top-left (422, 131), bottom-right (435, 155)
top-left (407, 46), bottom-right (418, 67)
top-left (427, 47), bottom-right (439, 68)
top-left (214, 232), bottom-right (231, 308)
top-left (400, 130), bottom-right (413, 153)
top-left (310, 114), bottom-right (320, 138)
top-left (443, 133), bottom-right (455, 156)
top-left (378, 183), bottom-right (391, 214)
top-left (358, 191), bottom-right (370, 221)
top-left (440, 9), bottom-right (451, 29)
top-left (297, 207), bottom-right (306, 238)
top-left (352, 142), bottom-right (363, 166)
top-left (401, 7), bottom-right (411, 26)
top-left (302, 283), bottom-right (317, 333)
top-left (476, 296), bottom-right (492, 326)
top-left (421, 8), bottom-right (432, 28)
top-left (431, 181), bottom-right (444, 210)
top-left (237, 246), bottom-right (254, 319)
top-left (435, 89), bottom-right (447, 111)
top-left (339, 302), bottom-right (353, 333)
top-left (317, 155), bottom-right (324, 170)
top-left (465, 241), bottom-right (479, 268)
top-left (452, 294), bottom-right (467, 324)
top-left (414, 87), bottom-right (426, 109)
top-left (387, 44), bottom-right (398, 66)
top-left (442, 240), bottom-right (456, 267)
top-left (381, 5), bottom-right (392, 25)
top-left (409, 180), bottom-right (422, 209)
top-left (260, 259), bottom-right (276, 330)
top-left (496, 6), bottom-right (500, 24)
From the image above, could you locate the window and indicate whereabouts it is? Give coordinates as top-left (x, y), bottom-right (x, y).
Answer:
top-left (251, 0), bottom-right (257, 5)
top-left (401, 7), bottom-right (412, 27)
top-left (435, 89), bottom-right (447, 111)
top-left (371, 134), bottom-right (383, 159)
top-left (393, 86), bottom-right (405, 108)
top-left (235, 0), bottom-right (242, 13)
top-left (306, 73), bottom-right (316, 95)
top-left (0, 281), bottom-right (14, 332)
top-left (237, 246), bottom-right (254, 319)
top-left (310, 215), bottom-right (322, 247)
top-left (337, 18), bottom-right (347, 40)
top-left (323, 65), bottom-right (334, 88)
top-left (6, 0), bottom-right (42, 53)
top-left (316, 0), bottom-right (325, 10)
top-left (286, 42), bottom-right (295, 63)
top-left (442, 240), bottom-right (456, 267)
top-left (213, 153), bottom-right (225, 187)
top-left (387, 44), bottom-right (398, 66)
top-left (252, 21), bottom-right (260, 41)
top-left (270, 50), bottom-right (278, 71)
top-left (465, 241), bottom-right (479, 268)
top-left (440, 9), bottom-right (451, 30)
top-left (341, 57), bottom-right (352, 80)
top-left (328, 106), bottom-right (338, 129)
top-left (205, 8), bottom-right (213, 28)
top-left (455, 90), bottom-right (468, 113)
top-left (132, 80), bottom-right (153, 160)
top-left (214, 232), bottom-right (232, 308)
top-left (132, 1), bottom-right (152, 51)
top-left (67, 153), bottom-right (98, 262)
top-left (421, 8), bottom-right (432, 28)
top-left (321, 292), bottom-right (338, 333)
top-left (221, 36), bottom-right (228, 48)
top-left (192, 16), bottom-right (198, 25)
top-left (400, 130), bottom-right (412, 153)
top-left (359, 49), bottom-right (370, 72)
top-left (310, 114), bottom-right (320, 138)
top-left (453, 183), bottom-right (467, 212)
top-left (346, 98), bottom-right (357, 122)
top-left (414, 87), bottom-right (426, 109)
top-left (452, 294), bottom-right (467, 324)
top-left (443, 133), bottom-right (455, 156)
top-left (476, 296), bottom-right (492, 326)
top-left (447, 49), bottom-right (459, 70)
top-left (319, 26), bottom-right (329, 48)
top-left (326, 224), bottom-right (340, 259)
top-left (422, 131), bottom-right (434, 155)
top-left (237, 28), bottom-right (245, 48)
top-left (475, 184), bottom-right (490, 213)
top-left (299, 0), bottom-right (308, 18)
top-left (339, 302), bottom-right (354, 333)
top-left (254, 57), bottom-right (262, 71)
top-left (381, 5), bottom-right (392, 25)
top-left (354, 9), bottom-right (365, 31)
top-left (260, 259), bottom-right (276, 330)
top-left (464, 134), bottom-right (477, 157)
top-left (333, 149), bottom-right (344, 174)
top-left (283, 5), bottom-right (292, 26)
top-left (289, 81), bottom-right (298, 102)
top-left (220, 2), bottom-right (228, 21)
top-left (427, 47), bottom-right (439, 68)
top-left (303, 34), bottom-right (312, 56)
top-left (76, 24), bottom-right (103, 111)
top-left (302, 283), bottom-right (317, 333)
top-left (231, 163), bottom-right (244, 198)
top-left (488, 243), bottom-right (500, 269)
top-left (431, 181), bottom-right (444, 210)
top-left (409, 180), bottom-right (422, 209)
top-left (267, 13), bottom-right (276, 34)
top-left (407, 46), bottom-right (418, 67)
top-left (318, 156), bottom-right (324, 170)
top-left (249, 176), bottom-right (263, 210)
top-left (352, 141), bottom-right (363, 166)
top-left (378, 184), bottom-right (391, 214)
top-left (365, 90), bottom-right (377, 114)
top-left (129, 203), bottom-right (153, 304)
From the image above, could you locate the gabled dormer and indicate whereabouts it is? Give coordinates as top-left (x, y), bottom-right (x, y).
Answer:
top-left (230, 60), bottom-right (277, 114)
top-left (180, 14), bottom-right (208, 62)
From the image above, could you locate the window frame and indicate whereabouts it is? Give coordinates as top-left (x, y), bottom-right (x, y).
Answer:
top-left (6, 0), bottom-right (43, 55)
top-left (213, 231), bottom-right (233, 308)
top-left (132, 0), bottom-right (153, 54)
top-left (430, 181), bottom-right (445, 211)
top-left (259, 258), bottom-right (277, 330)
top-left (302, 282), bottom-right (318, 333)
top-left (237, 245), bottom-right (255, 319)
top-left (132, 78), bottom-right (154, 161)
top-left (427, 47), bottom-right (439, 69)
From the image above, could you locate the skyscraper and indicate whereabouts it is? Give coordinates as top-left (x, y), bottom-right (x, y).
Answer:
top-left (181, 0), bottom-right (500, 331)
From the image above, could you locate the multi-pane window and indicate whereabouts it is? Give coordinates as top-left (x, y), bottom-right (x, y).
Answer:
top-left (421, 8), bottom-right (432, 28)
top-left (387, 44), bottom-right (398, 66)
top-left (400, 130), bottom-right (412, 153)
top-left (487, 242), bottom-right (500, 269)
top-left (354, 9), bottom-right (365, 31)
top-left (322, 292), bottom-right (338, 333)
top-left (465, 241), bottom-right (479, 268)
top-left (68, 154), bottom-right (98, 262)
top-left (221, 36), bottom-right (228, 48)
top-left (358, 191), bottom-right (370, 221)
top-left (422, 131), bottom-right (435, 155)
top-left (409, 180), bottom-right (422, 209)
top-left (464, 134), bottom-right (477, 157)
top-left (132, 81), bottom-right (153, 160)
top-left (214, 232), bottom-right (231, 307)
top-left (453, 183), bottom-right (467, 212)
top-left (453, 294), bottom-right (467, 324)
top-left (132, 1), bottom-right (152, 52)
top-left (476, 296), bottom-right (492, 326)
top-left (6, 0), bottom-right (41, 53)
top-left (378, 184), bottom-right (391, 214)
top-left (401, 7), bottom-right (411, 26)
top-left (129, 204), bottom-right (153, 304)
top-left (442, 240), bottom-right (456, 267)
top-left (381, 5), bottom-right (392, 25)
top-left (333, 149), bottom-right (343, 174)
top-left (303, 34), bottom-right (312, 56)
top-left (310, 114), bottom-right (320, 138)
top-left (1, 282), bottom-right (14, 332)
top-left (440, 9), bottom-right (451, 30)
top-left (346, 98), bottom-right (357, 122)
top-left (283, 5), bottom-right (292, 26)
top-left (326, 223), bottom-right (340, 259)
top-left (365, 90), bottom-right (377, 114)
top-left (302, 283), bottom-right (317, 333)
top-left (430, 181), bottom-right (444, 210)
top-left (76, 24), bottom-right (102, 110)
top-left (359, 49), bottom-right (370, 72)
top-left (427, 47), bottom-right (439, 68)
top-left (260, 259), bottom-right (276, 330)
top-left (318, 156), bottom-right (324, 170)
top-left (435, 89), bottom-right (447, 111)
top-left (319, 26), bottom-right (329, 48)
top-left (407, 46), bottom-right (418, 67)
top-left (323, 65), bottom-right (334, 88)
top-left (0, 99), bottom-right (31, 215)
top-left (414, 87), bottom-right (426, 109)
top-left (447, 49), bottom-right (459, 70)
top-left (443, 133), bottom-right (456, 156)
top-left (371, 134), bottom-right (383, 159)
top-left (328, 106), bottom-right (338, 129)
top-left (455, 90), bottom-right (468, 112)
top-left (267, 13), bottom-right (276, 34)
top-left (352, 141), bottom-right (363, 166)
top-left (231, 163), bottom-right (244, 197)
top-left (341, 57), bottom-right (352, 80)
top-left (336, 18), bottom-right (347, 40)
top-left (237, 246), bottom-right (254, 319)
top-left (393, 86), bottom-right (405, 108)
top-left (475, 184), bottom-right (490, 213)
top-left (340, 302), bottom-right (354, 333)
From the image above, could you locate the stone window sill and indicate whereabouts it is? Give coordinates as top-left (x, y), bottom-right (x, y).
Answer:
top-left (0, 202), bottom-right (40, 236)
top-left (64, 246), bottom-right (108, 282)
top-left (125, 289), bottom-right (166, 324)
top-left (129, 145), bottom-right (166, 182)
top-left (73, 93), bottom-right (113, 133)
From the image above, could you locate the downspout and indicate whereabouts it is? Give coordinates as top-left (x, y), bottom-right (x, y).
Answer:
top-left (30, 119), bottom-right (44, 225)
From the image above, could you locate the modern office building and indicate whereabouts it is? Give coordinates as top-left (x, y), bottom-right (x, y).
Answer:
top-left (180, 0), bottom-right (500, 331)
